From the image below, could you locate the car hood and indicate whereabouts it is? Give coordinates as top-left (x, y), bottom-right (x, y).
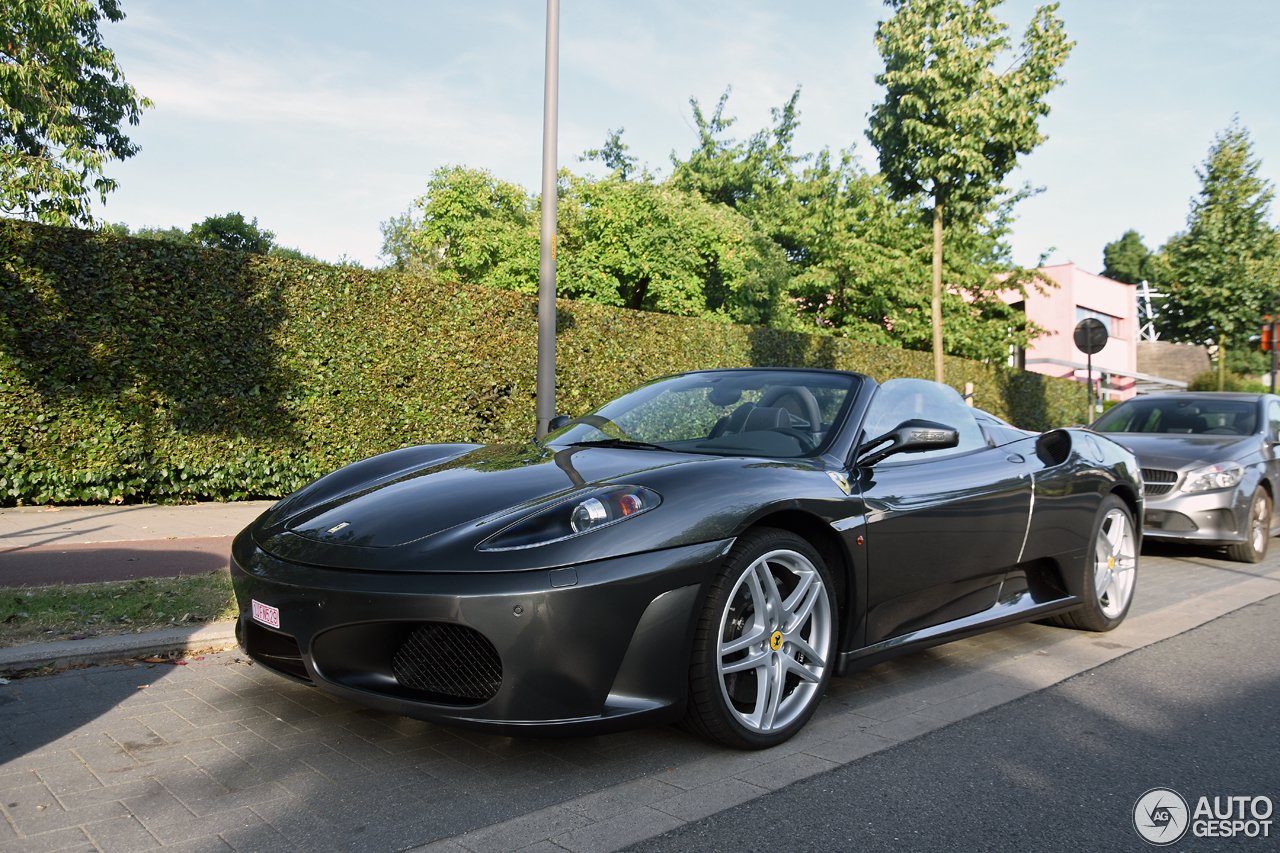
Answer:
top-left (250, 442), bottom-right (747, 569)
top-left (261, 443), bottom-right (699, 549)
top-left (244, 441), bottom-right (841, 573)
top-left (1105, 433), bottom-right (1257, 471)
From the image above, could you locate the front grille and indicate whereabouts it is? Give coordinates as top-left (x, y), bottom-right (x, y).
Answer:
top-left (1141, 468), bottom-right (1178, 496)
top-left (392, 623), bottom-right (502, 704)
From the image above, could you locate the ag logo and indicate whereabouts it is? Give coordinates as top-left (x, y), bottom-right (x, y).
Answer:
top-left (1134, 788), bottom-right (1190, 845)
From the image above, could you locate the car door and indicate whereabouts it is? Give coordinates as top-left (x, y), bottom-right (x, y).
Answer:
top-left (853, 379), bottom-right (1033, 644)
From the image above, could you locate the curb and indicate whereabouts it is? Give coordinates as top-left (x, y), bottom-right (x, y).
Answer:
top-left (0, 621), bottom-right (239, 672)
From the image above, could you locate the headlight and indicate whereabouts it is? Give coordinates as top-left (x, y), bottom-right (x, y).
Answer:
top-left (477, 485), bottom-right (661, 551)
top-left (1182, 462), bottom-right (1244, 492)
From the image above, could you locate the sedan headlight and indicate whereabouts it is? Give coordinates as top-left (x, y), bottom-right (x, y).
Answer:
top-left (1181, 462), bottom-right (1244, 493)
top-left (478, 485), bottom-right (661, 551)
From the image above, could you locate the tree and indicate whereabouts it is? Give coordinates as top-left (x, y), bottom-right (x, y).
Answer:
top-left (0, 0), bottom-right (151, 226)
top-left (1101, 229), bottom-right (1153, 284)
top-left (1156, 123), bottom-right (1279, 388)
top-left (190, 212), bottom-right (274, 254)
top-left (390, 165), bottom-right (791, 325)
top-left (867, 0), bottom-right (1072, 380)
top-left (780, 149), bottom-right (1043, 361)
top-left (580, 128), bottom-right (638, 181)
top-left (669, 86), bottom-right (806, 233)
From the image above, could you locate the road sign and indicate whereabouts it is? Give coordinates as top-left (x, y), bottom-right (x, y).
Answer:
top-left (1074, 318), bottom-right (1108, 355)
top-left (1074, 318), bottom-right (1108, 423)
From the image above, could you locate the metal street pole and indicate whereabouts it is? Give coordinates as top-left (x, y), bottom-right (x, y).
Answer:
top-left (535, 0), bottom-right (559, 439)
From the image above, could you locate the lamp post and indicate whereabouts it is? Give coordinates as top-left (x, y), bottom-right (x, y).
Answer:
top-left (535, 0), bottom-right (560, 439)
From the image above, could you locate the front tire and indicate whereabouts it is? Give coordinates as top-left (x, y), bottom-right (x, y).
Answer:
top-left (1049, 494), bottom-right (1137, 632)
top-left (1226, 487), bottom-right (1271, 563)
top-left (684, 528), bottom-right (837, 749)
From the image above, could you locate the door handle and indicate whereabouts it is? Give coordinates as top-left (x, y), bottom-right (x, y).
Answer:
top-left (1007, 454), bottom-right (1025, 463)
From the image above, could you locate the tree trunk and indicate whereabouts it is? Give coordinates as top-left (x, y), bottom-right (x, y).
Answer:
top-left (932, 196), bottom-right (944, 383)
top-left (1219, 336), bottom-right (1226, 391)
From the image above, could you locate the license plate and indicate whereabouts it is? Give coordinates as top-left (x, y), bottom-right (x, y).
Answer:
top-left (251, 600), bottom-right (280, 629)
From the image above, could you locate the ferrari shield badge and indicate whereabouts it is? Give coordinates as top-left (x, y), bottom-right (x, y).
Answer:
top-left (826, 471), bottom-right (851, 496)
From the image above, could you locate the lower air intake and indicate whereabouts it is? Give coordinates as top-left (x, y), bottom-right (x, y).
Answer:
top-left (392, 623), bottom-right (503, 704)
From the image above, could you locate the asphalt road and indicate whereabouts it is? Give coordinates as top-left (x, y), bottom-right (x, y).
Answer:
top-left (626, 593), bottom-right (1280, 853)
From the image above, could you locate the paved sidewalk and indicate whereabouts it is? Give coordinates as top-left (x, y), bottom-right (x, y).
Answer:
top-left (0, 504), bottom-right (275, 549)
top-left (0, 503), bottom-right (273, 587)
top-left (1, 542), bottom-right (1277, 853)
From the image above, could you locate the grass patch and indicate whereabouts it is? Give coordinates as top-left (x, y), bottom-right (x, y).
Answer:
top-left (0, 572), bottom-right (236, 649)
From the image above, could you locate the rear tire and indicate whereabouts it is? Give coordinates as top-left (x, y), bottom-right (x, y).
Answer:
top-left (683, 528), bottom-right (837, 749)
top-left (1049, 494), bottom-right (1137, 632)
top-left (1226, 487), bottom-right (1271, 563)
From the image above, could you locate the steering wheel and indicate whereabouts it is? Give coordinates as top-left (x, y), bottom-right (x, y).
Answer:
top-left (1204, 427), bottom-right (1239, 435)
top-left (757, 385), bottom-right (823, 436)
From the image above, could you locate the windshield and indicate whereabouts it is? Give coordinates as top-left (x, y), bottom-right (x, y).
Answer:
top-left (1093, 397), bottom-right (1260, 435)
top-left (546, 370), bottom-right (861, 458)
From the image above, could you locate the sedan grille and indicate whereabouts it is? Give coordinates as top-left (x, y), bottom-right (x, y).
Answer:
top-left (392, 623), bottom-right (502, 704)
top-left (1141, 468), bottom-right (1178, 496)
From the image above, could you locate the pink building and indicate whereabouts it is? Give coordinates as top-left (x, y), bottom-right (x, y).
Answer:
top-left (1004, 263), bottom-right (1146, 402)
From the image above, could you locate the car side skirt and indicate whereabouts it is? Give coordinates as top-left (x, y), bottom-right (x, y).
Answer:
top-left (836, 588), bottom-right (1082, 676)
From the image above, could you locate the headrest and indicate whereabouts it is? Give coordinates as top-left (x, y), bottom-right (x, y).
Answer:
top-left (743, 406), bottom-right (790, 431)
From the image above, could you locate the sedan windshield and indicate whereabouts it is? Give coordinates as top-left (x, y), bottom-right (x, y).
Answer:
top-left (1093, 397), bottom-right (1259, 435)
top-left (546, 370), bottom-right (860, 457)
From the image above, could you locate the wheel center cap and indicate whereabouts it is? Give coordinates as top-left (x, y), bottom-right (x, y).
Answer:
top-left (770, 631), bottom-right (783, 651)
top-left (1108, 556), bottom-right (1115, 570)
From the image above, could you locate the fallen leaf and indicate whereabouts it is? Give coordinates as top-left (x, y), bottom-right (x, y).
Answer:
top-left (142, 657), bottom-right (167, 663)
top-left (173, 660), bottom-right (187, 666)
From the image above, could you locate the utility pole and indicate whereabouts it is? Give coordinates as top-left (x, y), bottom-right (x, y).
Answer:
top-left (535, 0), bottom-right (559, 439)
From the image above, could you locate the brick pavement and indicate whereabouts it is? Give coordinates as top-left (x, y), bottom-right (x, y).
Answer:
top-left (1, 543), bottom-right (1278, 853)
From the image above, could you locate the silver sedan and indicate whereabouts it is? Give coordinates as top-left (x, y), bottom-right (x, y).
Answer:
top-left (1091, 392), bottom-right (1280, 562)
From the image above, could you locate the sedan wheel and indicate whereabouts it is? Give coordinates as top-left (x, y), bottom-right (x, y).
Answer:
top-left (1227, 487), bottom-right (1272, 563)
top-left (684, 528), bottom-right (836, 749)
top-left (1050, 494), bottom-right (1137, 632)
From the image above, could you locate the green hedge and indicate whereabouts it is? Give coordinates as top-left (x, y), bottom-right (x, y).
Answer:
top-left (0, 219), bottom-right (1085, 505)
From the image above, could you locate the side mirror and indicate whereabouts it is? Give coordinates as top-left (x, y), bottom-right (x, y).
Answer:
top-left (857, 419), bottom-right (959, 466)
top-left (548, 414), bottom-right (573, 431)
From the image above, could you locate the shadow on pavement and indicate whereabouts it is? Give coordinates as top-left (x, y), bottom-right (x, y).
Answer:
top-left (0, 649), bottom-right (718, 852)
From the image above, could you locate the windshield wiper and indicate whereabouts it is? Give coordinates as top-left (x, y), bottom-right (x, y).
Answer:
top-left (567, 439), bottom-right (670, 452)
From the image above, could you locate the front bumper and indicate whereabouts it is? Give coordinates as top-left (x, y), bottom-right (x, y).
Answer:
top-left (229, 528), bottom-right (729, 736)
top-left (1141, 486), bottom-right (1249, 546)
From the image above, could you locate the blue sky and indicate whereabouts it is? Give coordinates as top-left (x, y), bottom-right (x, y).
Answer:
top-left (89, 1), bottom-right (1279, 271)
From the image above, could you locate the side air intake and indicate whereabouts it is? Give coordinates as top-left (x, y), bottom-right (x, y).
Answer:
top-left (1036, 430), bottom-right (1072, 467)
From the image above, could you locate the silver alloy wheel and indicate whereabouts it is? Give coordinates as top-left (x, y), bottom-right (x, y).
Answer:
top-left (716, 548), bottom-right (832, 733)
top-left (1250, 493), bottom-right (1269, 554)
top-left (1094, 507), bottom-right (1137, 619)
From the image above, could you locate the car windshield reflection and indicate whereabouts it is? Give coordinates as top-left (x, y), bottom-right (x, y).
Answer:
top-left (1093, 397), bottom-right (1259, 436)
top-left (546, 370), bottom-right (861, 458)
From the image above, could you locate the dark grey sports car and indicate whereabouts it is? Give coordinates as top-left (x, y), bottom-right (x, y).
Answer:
top-left (231, 368), bottom-right (1143, 749)
top-left (1091, 391), bottom-right (1280, 562)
